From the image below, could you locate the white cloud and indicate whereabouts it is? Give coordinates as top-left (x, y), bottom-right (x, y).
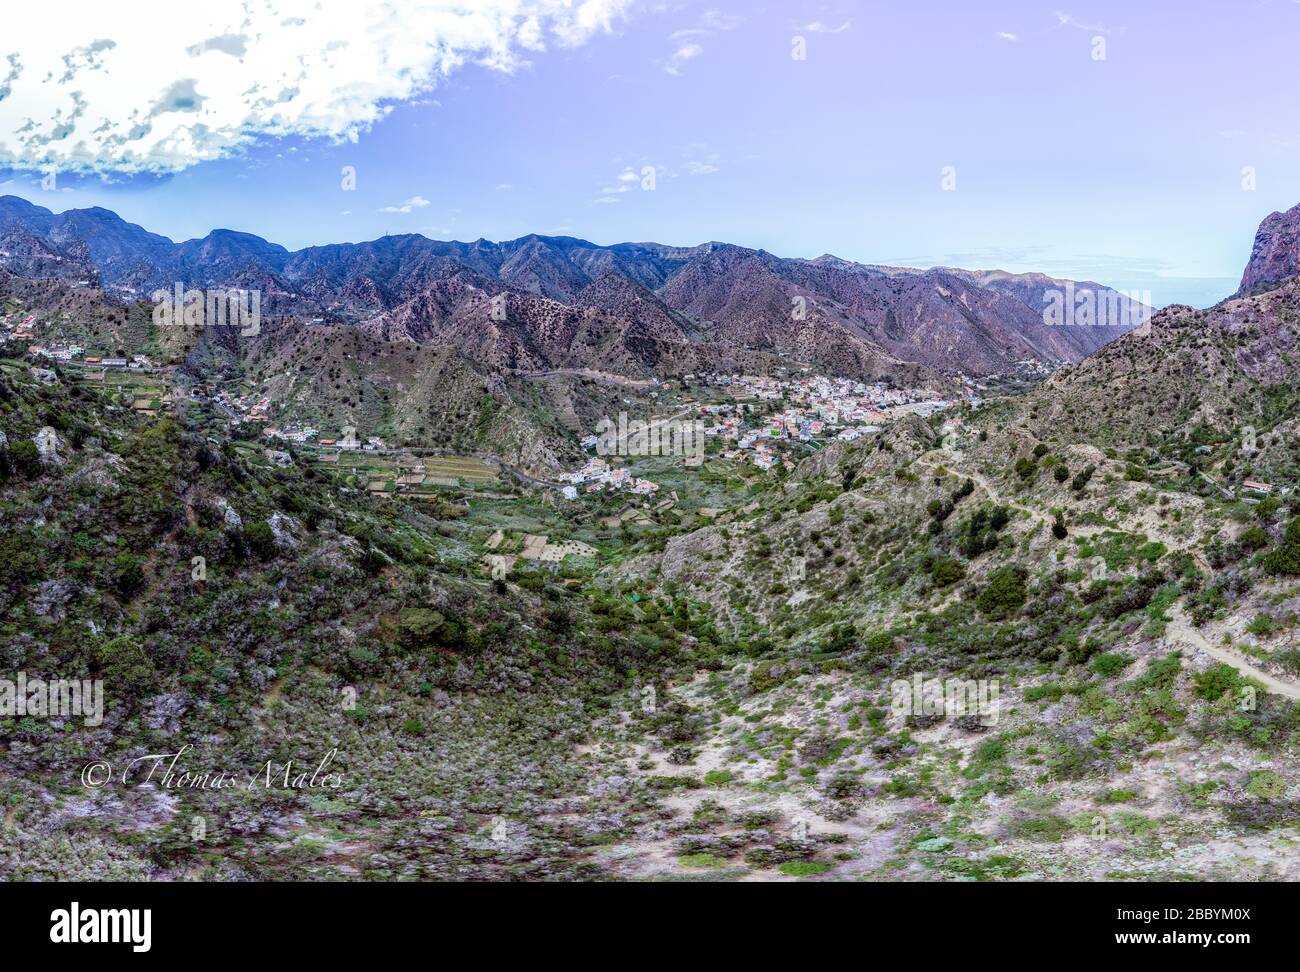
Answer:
top-left (661, 9), bottom-right (742, 75)
top-left (1053, 11), bottom-right (1114, 34)
top-left (685, 160), bottom-right (718, 175)
top-left (378, 195), bottom-right (431, 214)
top-left (0, 0), bottom-right (635, 174)
top-left (800, 21), bottom-right (851, 34)
top-left (699, 11), bottom-right (745, 31)
top-left (997, 31), bottom-right (1020, 42)
top-left (665, 42), bottom-right (704, 75)
top-left (594, 163), bottom-right (658, 203)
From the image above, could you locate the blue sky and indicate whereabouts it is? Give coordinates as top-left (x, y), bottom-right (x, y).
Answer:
top-left (1, 0), bottom-right (1298, 307)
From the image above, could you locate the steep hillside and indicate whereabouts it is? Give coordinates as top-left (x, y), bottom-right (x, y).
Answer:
top-left (1029, 281), bottom-right (1300, 454)
top-left (243, 319), bottom-right (570, 469)
top-left (0, 359), bottom-right (702, 880)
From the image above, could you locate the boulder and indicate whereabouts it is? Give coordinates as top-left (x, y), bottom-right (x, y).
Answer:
top-left (33, 426), bottom-right (64, 465)
top-left (214, 496), bottom-right (243, 531)
top-left (267, 511), bottom-right (300, 550)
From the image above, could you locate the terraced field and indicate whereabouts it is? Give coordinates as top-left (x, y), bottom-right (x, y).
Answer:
top-left (422, 455), bottom-right (497, 484)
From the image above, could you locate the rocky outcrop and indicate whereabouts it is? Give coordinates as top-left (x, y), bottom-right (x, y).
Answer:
top-left (267, 511), bottom-right (300, 550)
top-left (1239, 202), bottom-right (1300, 295)
top-left (33, 426), bottom-right (64, 465)
top-left (214, 496), bottom-right (242, 531)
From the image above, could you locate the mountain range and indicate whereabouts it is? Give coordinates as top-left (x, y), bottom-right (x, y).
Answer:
top-left (0, 194), bottom-right (1145, 382)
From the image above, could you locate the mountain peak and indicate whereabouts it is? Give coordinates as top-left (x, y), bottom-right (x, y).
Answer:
top-left (1238, 201), bottom-right (1300, 295)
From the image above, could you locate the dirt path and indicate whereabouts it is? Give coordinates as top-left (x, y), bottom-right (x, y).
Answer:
top-left (918, 449), bottom-right (1212, 572)
top-left (1166, 604), bottom-right (1300, 700)
top-left (917, 452), bottom-right (1040, 521)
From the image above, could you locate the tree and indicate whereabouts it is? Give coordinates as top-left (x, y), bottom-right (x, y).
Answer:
top-left (112, 552), bottom-right (146, 598)
top-left (94, 635), bottom-right (156, 696)
top-left (242, 522), bottom-right (278, 561)
top-left (398, 607), bottom-right (446, 646)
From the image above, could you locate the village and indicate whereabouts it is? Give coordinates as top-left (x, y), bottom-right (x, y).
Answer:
top-left (689, 370), bottom-right (953, 468)
top-left (557, 371), bottom-right (957, 491)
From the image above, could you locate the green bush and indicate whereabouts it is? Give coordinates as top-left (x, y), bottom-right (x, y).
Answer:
top-left (1263, 517), bottom-right (1300, 575)
top-left (94, 635), bottom-right (156, 696)
top-left (1239, 526), bottom-right (1269, 551)
top-left (7, 439), bottom-right (41, 479)
top-left (1193, 663), bottom-right (1244, 701)
top-left (929, 556), bottom-right (966, 587)
top-left (1090, 652), bottom-right (1132, 677)
top-left (1246, 614), bottom-right (1277, 637)
top-left (1023, 683), bottom-right (1064, 702)
top-left (111, 552), bottom-right (146, 598)
top-left (242, 522), bottom-right (278, 561)
top-left (398, 607), bottom-right (446, 645)
top-left (778, 860), bottom-right (832, 877)
top-left (976, 566), bottom-right (1028, 617)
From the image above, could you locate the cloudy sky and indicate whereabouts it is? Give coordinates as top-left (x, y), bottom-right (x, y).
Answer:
top-left (1, 0), bottom-right (1297, 306)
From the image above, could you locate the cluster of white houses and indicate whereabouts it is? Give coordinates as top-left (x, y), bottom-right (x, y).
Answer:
top-left (259, 425), bottom-right (388, 451)
top-left (557, 458), bottom-right (661, 498)
top-left (691, 371), bottom-right (949, 420)
top-left (683, 372), bottom-right (952, 465)
top-left (23, 344), bottom-right (154, 370)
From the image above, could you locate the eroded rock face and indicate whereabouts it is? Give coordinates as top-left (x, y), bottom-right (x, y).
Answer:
top-left (68, 448), bottom-right (125, 493)
top-left (33, 426), bottom-right (64, 465)
top-left (1240, 202), bottom-right (1300, 294)
top-left (267, 511), bottom-right (300, 550)
top-left (214, 496), bottom-right (242, 531)
top-left (32, 579), bottom-right (77, 618)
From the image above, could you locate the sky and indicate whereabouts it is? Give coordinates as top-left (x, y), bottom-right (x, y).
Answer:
top-left (1, 0), bottom-right (1298, 308)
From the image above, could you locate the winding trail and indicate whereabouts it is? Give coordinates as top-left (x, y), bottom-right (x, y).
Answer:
top-left (1165, 604), bottom-right (1300, 700)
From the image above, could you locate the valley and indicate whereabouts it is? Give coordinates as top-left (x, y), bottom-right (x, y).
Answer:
top-left (2, 197), bottom-right (1300, 884)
